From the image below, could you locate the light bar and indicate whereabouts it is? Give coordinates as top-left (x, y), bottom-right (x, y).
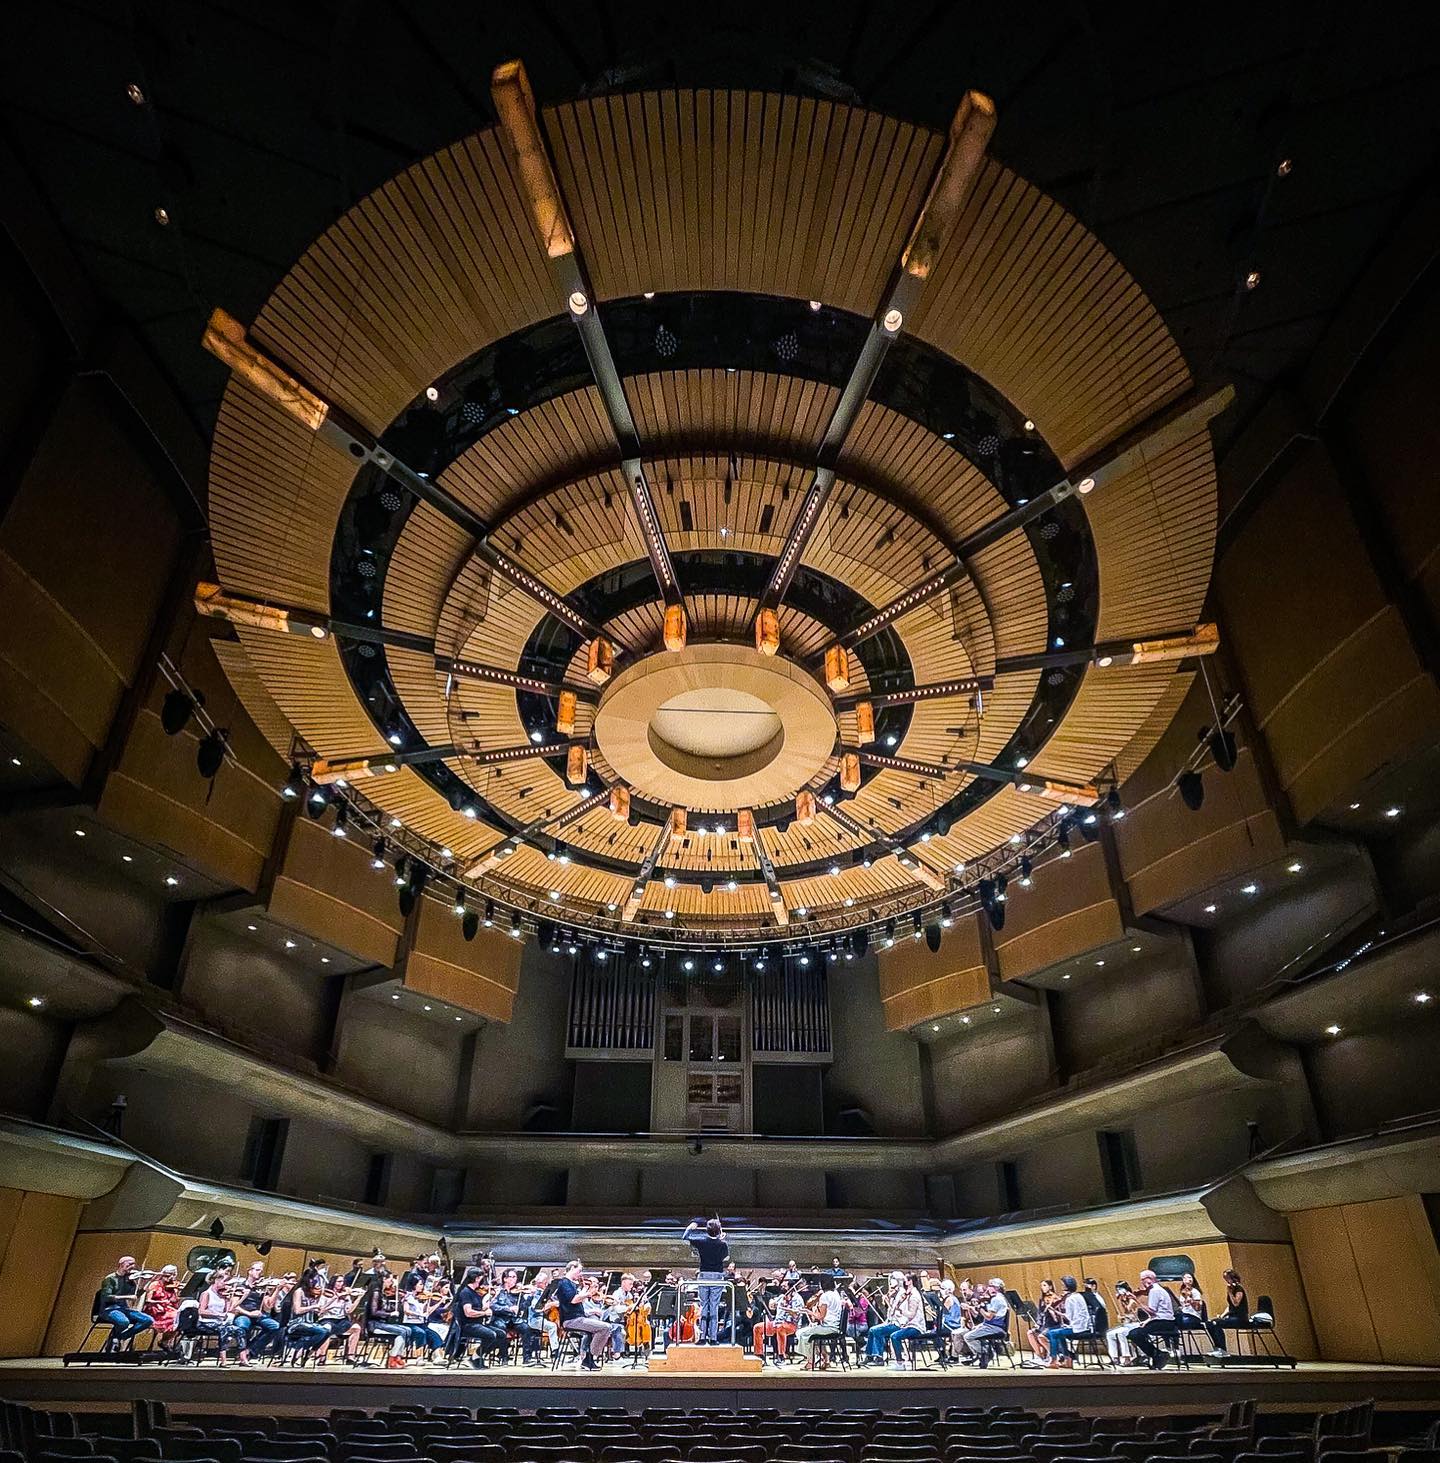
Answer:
top-left (900, 91), bottom-right (997, 280)
top-left (194, 582), bottom-right (327, 639)
top-left (490, 60), bottom-right (575, 259)
top-left (201, 310), bottom-right (329, 431)
top-left (310, 755), bottom-right (400, 785)
top-left (442, 656), bottom-right (597, 702)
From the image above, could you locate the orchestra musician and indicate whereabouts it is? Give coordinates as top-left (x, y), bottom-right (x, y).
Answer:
top-left (1128, 1268), bottom-right (1180, 1370)
top-left (1205, 1267), bottom-right (1250, 1356)
top-left (283, 1272), bottom-right (331, 1356)
top-left (230, 1261), bottom-right (281, 1363)
top-left (520, 1271), bottom-right (554, 1363)
top-left (194, 1265), bottom-right (235, 1360)
top-left (451, 1265), bottom-right (505, 1369)
top-left (955, 1278), bottom-right (1010, 1366)
top-left (752, 1282), bottom-right (804, 1364)
top-left (795, 1280), bottom-right (843, 1368)
top-left (399, 1273), bottom-right (446, 1362)
top-left (554, 1259), bottom-right (612, 1370)
top-left (313, 1272), bottom-right (366, 1365)
top-left (865, 1271), bottom-right (925, 1368)
top-left (97, 1255), bottom-right (154, 1350)
top-left (140, 1264), bottom-right (181, 1352)
top-left (845, 1284), bottom-right (873, 1351)
top-left (1026, 1278), bottom-right (1062, 1362)
top-left (1106, 1280), bottom-right (1141, 1362)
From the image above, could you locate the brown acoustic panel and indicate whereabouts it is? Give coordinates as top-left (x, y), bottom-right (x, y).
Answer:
top-left (0, 551), bottom-right (124, 771)
top-left (993, 842), bottom-right (1122, 981)
top-left (1340, 1196), bottom-right (1440, 1364)
top-left (1288, 1204), bottom-right (1382, 1362)
top-left (99, 705), bottom-right (281, 892)
top-left (0, 377), bottom-right (181, 683)
top-left (879, 921), bottom-right (988, 1030)
top-left (405, 897), bottom-right (522, 1023)
top-left (1265, 616), bottom-right (1440, 822)
top-left (1128, 813), bottom-right (1285, 918)
top-left (1216, 444), bottom-right (1386, 728)
top-left (268, 816), bottom-right (403, 968)
top-left (0, 1189), bottom-right (81, 1359)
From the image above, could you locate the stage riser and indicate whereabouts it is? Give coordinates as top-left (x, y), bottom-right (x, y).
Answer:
top-left (2, 1363), bottom-right (1438, 1414)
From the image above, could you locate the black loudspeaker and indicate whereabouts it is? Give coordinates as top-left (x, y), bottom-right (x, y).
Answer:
top-left (849, 928), bottom-right (869, 957)
top-left (924, 924), bottom-right (942, 953)
top-left (461, 911), bottom-right (479, 942)
top-left (1177, 769), bottom-right (1205, 810)
top-left (1208, 728), bottom-right (1238, 772)
top-left (398, 887), bottom-right (416, 917)
top-left (986, 899), bottom-right (1006, 932)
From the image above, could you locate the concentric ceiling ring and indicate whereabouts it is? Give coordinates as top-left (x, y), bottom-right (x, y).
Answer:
top-left (205, 74), bottom-right (1217, 947)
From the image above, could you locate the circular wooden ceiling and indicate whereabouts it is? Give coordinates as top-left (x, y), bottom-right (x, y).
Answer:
top-left (205, 67), bottom-right (1218, 952)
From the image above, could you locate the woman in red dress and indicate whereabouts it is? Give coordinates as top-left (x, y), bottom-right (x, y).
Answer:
top-left (143, 1264), bottom-right (181, 1349)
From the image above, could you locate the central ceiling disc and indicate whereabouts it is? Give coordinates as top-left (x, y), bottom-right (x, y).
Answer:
top-left (593, 643), bottom-right (837, 809)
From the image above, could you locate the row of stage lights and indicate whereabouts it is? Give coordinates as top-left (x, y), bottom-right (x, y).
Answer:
top-left (274, 736), bottom-right (1129, 950)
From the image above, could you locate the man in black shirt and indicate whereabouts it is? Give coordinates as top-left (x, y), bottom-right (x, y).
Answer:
top-left (554, 1259), bottom-right (612, 1369)
top-left (451, 1266), bottom-right (504, 1368)
top-left (683, 1218), bottom-right (730, 1344)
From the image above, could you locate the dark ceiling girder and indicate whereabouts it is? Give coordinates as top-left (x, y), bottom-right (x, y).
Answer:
top-left (757, 89), bottom-right (997, 615)
top-left (491, 60), bottom-right (682, 611)
top-left (439, 654), bottom-right (599, 702)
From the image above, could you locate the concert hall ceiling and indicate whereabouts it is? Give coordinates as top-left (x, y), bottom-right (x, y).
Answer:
top-left (7, 1), bottom-right (1440, 955)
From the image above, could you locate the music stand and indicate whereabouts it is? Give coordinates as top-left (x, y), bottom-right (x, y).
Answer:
top-left (674, 1275), bottom-right (737, 1345)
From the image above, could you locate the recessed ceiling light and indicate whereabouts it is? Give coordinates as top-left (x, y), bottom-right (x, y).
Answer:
top-left (961, 1015), bottom-right (970, 1024)
top-left (1241, 883), bottom-right (1258, 895)
top-left (1349, 802), bottom-right (1360, 811)
top-left (1204, 903), bottom-right (1218, 914)
top-left (122, 854), bottom-right (133, 863)
top-left (1415, 991), bottom-right (1432, 1005)
top-left (164, 875), bottom-right (179, 886)
top-left (549, 890), bottom-right (561, 901)
top-left (284, 939), bottom-right (297, 950)
top-left (320, 957), bottom-right (330, 965)
top-left (808, 299), bottom-right (822, 311)
top-left (247, 924), bottom-right (257, 931)
top-left (26, 996), bottom-right (43, 1008)
top-left (1385, 806), bottom-right (1402, 818)
top-left (455, 1015), bottom-right (463, 1022)
top-left (391, 993), bottom-right (399, 1000)
top-left (1245, 270), bottom-right (1261, 290)
top-left (1095, 959), bottom-right (1105, 967)
top-left (423, 1004), bottom-right (432, 1012)
top-left (9, 756), bottom-right (19, 767)
top-left (885, 734), bottom-right (897, 747)
top-left (1324, 1023), bottom-right (1341, 1037)
top-left (73, 829), bottom-right (85, 838)
top-left (1287, 861), bottom-right (1302, 874)
top-left (1023, 419), bottom-right (1035, 432)
top-left (1061, 972), bottom-right (1071, 980)
top-left (931, 1024), bottom-right (940, 1032)
top-left (1131, 944), bottom-right (1141, 953)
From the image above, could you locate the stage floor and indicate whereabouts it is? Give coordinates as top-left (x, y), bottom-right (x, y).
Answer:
top-left (2, 1356), bottom-right (1438, 1414)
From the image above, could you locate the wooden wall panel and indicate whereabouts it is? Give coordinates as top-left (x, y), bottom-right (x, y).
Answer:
top-left (269, 816), bottom-right (404, 968)
top-left (0, 1190), bottom-right (81, 1357)
top-left (878, 921), bottom-right (988, 1030)
top-left (404, 899), bottom-right (522, 1023)
top-left (1288, 1204), bottom-right (1382, 1363)
top-left (41, 1229), bottom-right (121, 1357)
top-left (993, 843), bottom-right (1122, 982)
top-left (1217, 443), bottom-right (1440, 821)
top-left (1337, 1196), bottom-right (1440, 1364)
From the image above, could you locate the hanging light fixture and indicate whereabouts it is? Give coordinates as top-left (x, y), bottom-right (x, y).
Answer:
top-left (755, 608), bottom-right (780, 657)
top-left (555, 689), bottom-right (577, 737)
top-left (663, 603), bottom-right (687, 652)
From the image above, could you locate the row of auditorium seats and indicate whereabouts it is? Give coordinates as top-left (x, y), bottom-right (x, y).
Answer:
top-left (2, 1400), bottom-right (1436, 1463)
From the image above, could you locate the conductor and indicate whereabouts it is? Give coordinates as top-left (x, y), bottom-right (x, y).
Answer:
top-left (683, 1217), bottom-right (730, 1344)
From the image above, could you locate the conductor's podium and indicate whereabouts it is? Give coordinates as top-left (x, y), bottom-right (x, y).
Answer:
top-left (648, 1342), bottom-right (763, 1373)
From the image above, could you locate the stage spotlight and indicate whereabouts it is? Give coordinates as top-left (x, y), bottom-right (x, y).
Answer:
top-left (196, 728), bottom-right (227, 779)
top-left (1106, 787), bottom-right (1125, 821)
top-left (161, 687), bottom-right (200, 736)
top-left (208, 1217), bottom-right (225, 1240)
top-left (483, 899), bottom-right (495, 927)
top-left (1078, 813), bottom-right (1100, 844)
top-left (884, 918), bottom-right (897, 942)
top-left (994, 871), bottom-right (1008, 900)
top-left (306, 784), bottom-right (329, 819)
top-left (281, 764), bottom-right (306, 800)
top-left (331, 803), bottom-right (348, 838)
top-left (700, 876), bottom-right (714, 895)
top-left (924, 923), bottom-right (942, 953)
top-left (1208, 727), bottom-right (1238, 772)
top-left (1177, 769), bottom-right (1205, 810)
top-left (911, 912), bottom-right (923, 941)
top-left (256, 1239), bottom-right (273, 1257)
top-left (509, 912), bottom-right (522, 939)
top-left (461, 910), bottom-right (479, 942)
top-left (453, 887), bottom-right (467, 917)
top-left (537, 920), bottom-right (555, 949)
top-left (1019, 854), bottom-right (1033, 888)
top-left (371, 837), bottom-right (387, 870)
top-left (394, 855), bottom-right (409, 887)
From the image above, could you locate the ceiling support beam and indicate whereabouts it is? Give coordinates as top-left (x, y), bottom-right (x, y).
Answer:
top-left (834, 674), bottom-right (992, 712)
top-left (463, 788), bottom-right (609, 880)
top-left (751, 827), bottom-right (790, 927)
top-left (200, 310), bottom-right (608, 645)
top-left (439, 655), bottom-right (599, 702)
top-left (756, 89), bottom-right (996, 617)
top-left (491, 59), bottom-right (682, 613)
top-left (833, 381), bottom-right (1236, 652)
top-left (621, 822), bottom-right (672, 923)
top-left (993, 622), bottom-right (1220, 677)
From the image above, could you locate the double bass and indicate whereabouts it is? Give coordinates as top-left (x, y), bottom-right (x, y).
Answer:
top-left (622, 1284), bottom-right (653, 1351)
